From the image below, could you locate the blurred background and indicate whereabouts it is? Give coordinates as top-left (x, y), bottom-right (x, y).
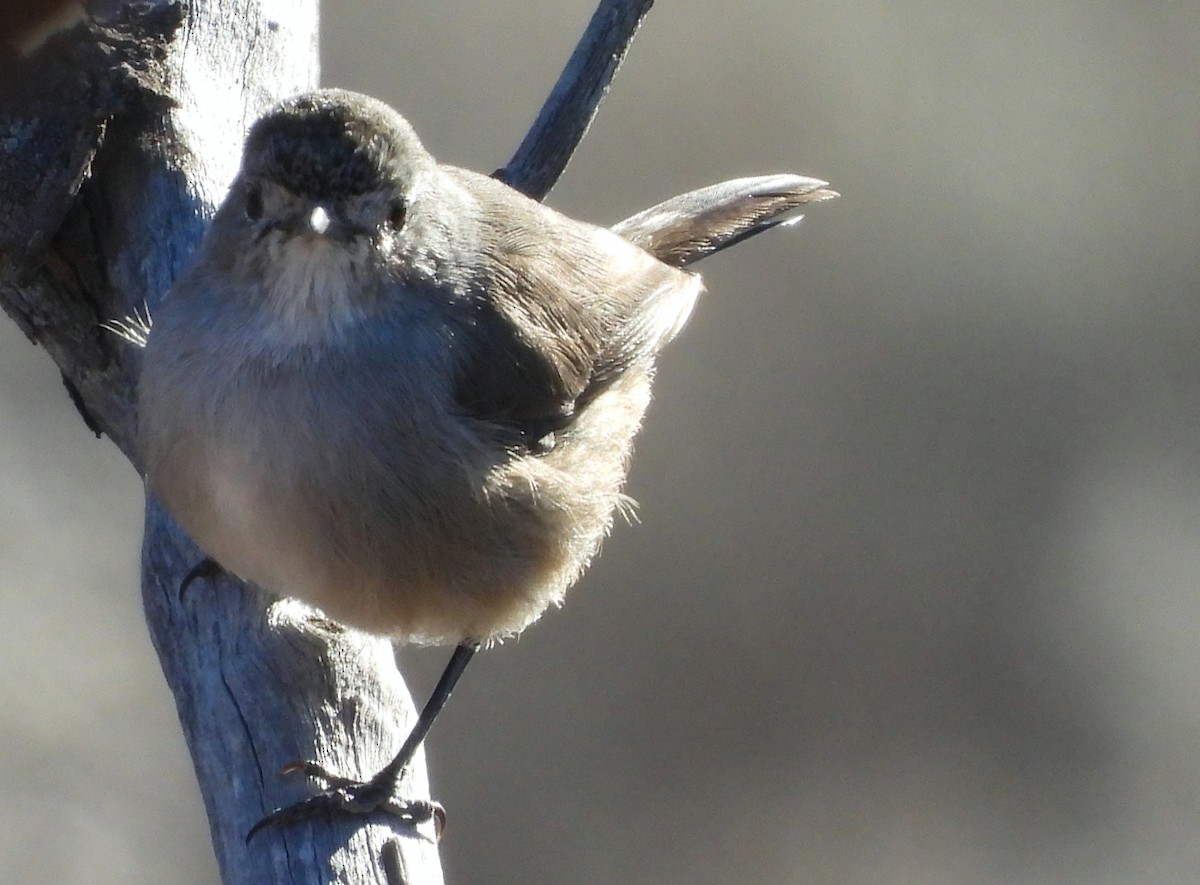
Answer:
top-left (3, 1), bottom-right (1199, 882)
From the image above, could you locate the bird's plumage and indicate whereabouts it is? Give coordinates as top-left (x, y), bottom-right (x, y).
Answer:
top-left (137, 88), bottom-right (833, 645)
top-left (139, 90), bottom-right (701, 643)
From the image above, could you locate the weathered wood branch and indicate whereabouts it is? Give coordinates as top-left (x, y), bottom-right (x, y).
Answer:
top-left (496, 0), bottom-right (655, 199)
top-left (0, 1), bottom-right (181, 458)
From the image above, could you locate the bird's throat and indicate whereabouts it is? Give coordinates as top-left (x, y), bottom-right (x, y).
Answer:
top-left (260, 234), bottom-right (372, 345)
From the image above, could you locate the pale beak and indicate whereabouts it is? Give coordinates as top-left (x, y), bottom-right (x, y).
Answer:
top-left (308, 205), bottom-right (332, 235)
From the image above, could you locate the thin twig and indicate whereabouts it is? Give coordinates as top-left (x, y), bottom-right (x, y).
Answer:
top-left (495, 0), bottom-right (655, 199)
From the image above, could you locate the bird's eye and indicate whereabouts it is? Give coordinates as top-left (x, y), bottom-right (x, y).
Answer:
top-left (388, 199), bottom-right (407, 231)
top-left (244, 184), bottom-right (264, 221)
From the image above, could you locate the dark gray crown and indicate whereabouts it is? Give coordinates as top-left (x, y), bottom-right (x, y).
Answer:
top-left (244, 88), bottom-right (428, 198)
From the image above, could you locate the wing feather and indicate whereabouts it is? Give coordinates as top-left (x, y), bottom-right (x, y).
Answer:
top-left (445, 169), bottom-right (700, 446)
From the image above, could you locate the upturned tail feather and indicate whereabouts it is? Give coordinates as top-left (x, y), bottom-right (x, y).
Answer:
top-left (612, 174), bottom-right (838, 268)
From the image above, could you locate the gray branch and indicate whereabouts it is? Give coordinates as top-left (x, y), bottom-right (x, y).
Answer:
top-left (496, 0), bottom-right (655, 200)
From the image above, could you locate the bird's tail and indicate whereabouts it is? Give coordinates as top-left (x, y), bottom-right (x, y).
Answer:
top-left (612, 174), bottom-right (837, 268)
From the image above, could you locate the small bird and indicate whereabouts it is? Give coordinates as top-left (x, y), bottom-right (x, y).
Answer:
top-left (136, 88), bottom-right (835, 836)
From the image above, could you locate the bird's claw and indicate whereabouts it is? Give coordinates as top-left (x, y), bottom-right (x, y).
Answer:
top-left (179, 557), bottom-right (225, 598)
top-left (245, 761), bottom-right (445, 844)
top-left (279, 759), bottom-right (359, 791)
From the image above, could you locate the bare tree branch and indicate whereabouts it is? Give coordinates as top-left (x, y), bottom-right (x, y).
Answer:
top-left (0, 2), bottom-right (179, 458)
top-left (496, 0), bottom-right (655, 199)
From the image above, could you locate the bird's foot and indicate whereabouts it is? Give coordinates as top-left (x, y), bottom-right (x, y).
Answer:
top-left (246, 760), bottom-right (445, 844)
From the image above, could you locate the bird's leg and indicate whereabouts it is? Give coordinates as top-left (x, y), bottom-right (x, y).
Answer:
top-left (247, 642), bottom-right (479, 843)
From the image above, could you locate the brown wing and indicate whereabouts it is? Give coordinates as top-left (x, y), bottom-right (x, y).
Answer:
top-left (446, 169), bottom-right (701, 447)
